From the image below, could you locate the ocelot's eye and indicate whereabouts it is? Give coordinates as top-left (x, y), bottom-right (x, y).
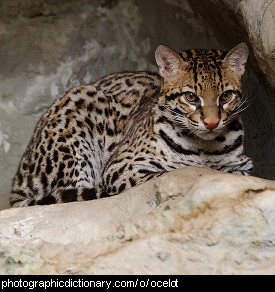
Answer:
top-left (220, 90), bottom-right (233, 103)
top-left (183, 92), bottom-right (199, 104)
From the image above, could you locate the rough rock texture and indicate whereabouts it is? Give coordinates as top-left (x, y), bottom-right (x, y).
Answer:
top-left (239, 0), bottom-right (275, 89)
top-left (0, 167), bottom-right (275, 275)
top-left (0, 0), bottom-right (275, 210)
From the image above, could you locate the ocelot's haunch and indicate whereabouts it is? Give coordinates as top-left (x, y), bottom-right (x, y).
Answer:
top-left (10, 43), bottom-right (253, 207)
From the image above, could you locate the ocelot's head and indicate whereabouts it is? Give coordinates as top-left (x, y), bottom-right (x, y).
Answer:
top-left (155, 43), bottom-right (249, 140)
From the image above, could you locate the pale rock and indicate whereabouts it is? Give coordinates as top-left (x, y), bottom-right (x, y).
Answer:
top-left (239, 0), bottom-right (275, 89)
top-left (0, 167), bottom-right (275, 275)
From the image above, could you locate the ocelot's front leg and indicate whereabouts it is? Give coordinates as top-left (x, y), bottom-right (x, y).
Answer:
top-left (101, 161), bottom-right (166, 197)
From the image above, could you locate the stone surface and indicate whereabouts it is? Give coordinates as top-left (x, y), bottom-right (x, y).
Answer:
top-left (1, 167), bottom-right (275, 275)
top-left (239, 0), bottom-right (275, 89)
top-left (0, 0), bottom-right (275, 210)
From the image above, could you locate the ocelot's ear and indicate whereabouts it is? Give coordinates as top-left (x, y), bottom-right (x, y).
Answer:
top-left (224, 43), bottom-right (249, 79)
top-left (155, 45), bottom-right (187, 80)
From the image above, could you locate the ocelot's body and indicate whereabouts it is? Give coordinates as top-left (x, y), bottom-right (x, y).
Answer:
top-left (10, 43), bottom-right (253, 207)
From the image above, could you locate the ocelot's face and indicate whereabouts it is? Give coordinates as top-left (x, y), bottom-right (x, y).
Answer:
top-left (155, 44), bottom-right (248, 140)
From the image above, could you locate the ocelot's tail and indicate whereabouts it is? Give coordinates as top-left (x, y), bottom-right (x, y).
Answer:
top-left (10, 187), bottom-right (108, 208)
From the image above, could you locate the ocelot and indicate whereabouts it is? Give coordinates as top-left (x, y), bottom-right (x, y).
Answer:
top-left (10, 43), bottom-right (253, 207)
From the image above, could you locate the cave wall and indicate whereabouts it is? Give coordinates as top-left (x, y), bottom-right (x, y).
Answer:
top-left (0, 0), bottom-right (274, 210)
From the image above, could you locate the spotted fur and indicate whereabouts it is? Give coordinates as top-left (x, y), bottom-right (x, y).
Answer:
top-left (10, 43), bottom-right (253, 207)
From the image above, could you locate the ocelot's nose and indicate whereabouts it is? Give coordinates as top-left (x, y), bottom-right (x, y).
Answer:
top-left (203, 118), bottom-right (220, 130)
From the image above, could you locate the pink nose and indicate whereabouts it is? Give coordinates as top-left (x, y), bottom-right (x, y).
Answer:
top-left (203, 118), bottom-right (220, 130)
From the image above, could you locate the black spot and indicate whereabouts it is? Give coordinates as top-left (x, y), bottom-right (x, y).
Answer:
top-left (57, 163), bottom-right (65, 179)
top-left (29, 163), bottom-right (35, 174)
top-left (68, 160), bottom-right (74, 168)
top-left (120, 115), bottom-right (128, 120)
top-left (76, 120), bottom-right (83, 128)
top-left (81, 188), bottom-right (98, 200)
top-left (51, 179), bottom-right (57, 189)
top-left (17, 173), bottom-right (23, 186)
top-left (63, 155), bottom-right (72, 160)
top-left (87, 103), bottom-right (94, 112)
top-left (134, 157), bottom-right (145, 161)
top-left (58, 137), bottom-right (66, 143)
top-left (75, 98), bottom-right (85, 108)
top-left (36, 195), bottom-right (57, 205)
top-left (63, 97), bottom-right (71, 107)
top-left (107, 127), bottom-right (114, 136)
top-left (100, 191), bottom-right (110, 198)
top-left (96, 108), bottom-right (103, 115)
top-left (41, 172), bottom-right (48, 189)
top-left (87, 91), bottom-right (96, 97)
top-left (54, 105), bottom-right (60, 114)
top-left (65, 109), bottom-right (72, 115)
top-left (98, 97), bottom-right (105, 103)
top-left (53, 150), bottom-right (58, 162)
top-left (80, 131), bottom-right (86, 138)
top-left (118, 164), bottom-right (127, 174)
top-left (112, 158), bottom-right (123, 164)
top-left (73, 89), bottom-right (81, 95)
top-left (165, 92), bottom-right (182, 101)
top-left (121, 103), bottom-right (132, 108)
top-left (74, 141), bottom-right (80, 147)
top-left (215, 136), bottom-right (226, 142)
top-left (156, 115), bottom-right (167, 124)
top-left (46, 156), bottom-right (53, 174)
top-left (36, 162), bottom-right (41, 176)
top-left (58, 180), bottom-right (64, 187)
top-left (111, 171), bottom-right (119, 184)
top-left (65, 118), bottom-right (70, 129)
top-left (97, 123), bottom-right (104, 134)
top-left (108, 142), bottom-right (116, 152)
top-left (138, 169), bottom-right (152, 174)
top-left (85, 117), bottom-right (94, 132)
top-left (40, 145), bottom-right (45, 155)
top-left (129, 177), bottom-right (136, 187)
top-left (60, 189), bottom-right (78, 203)
top-left (47, 138), bottom-right (54, 151)
top-left (59, 146), bottom-right (70, 154)
top-left (125, 79), bottom-right (132, 87)
top-left (104, 108), bottom-right (110, 117)
top-left (118, 183), bottom-right (126, 193)
top-left (149, 161), bottom-right (164, 170)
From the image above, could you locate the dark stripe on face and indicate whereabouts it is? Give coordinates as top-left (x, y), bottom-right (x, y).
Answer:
top-left (165, 92), bottom-right (182, 101)
top-left (213, 59), bottom-right (223, 82)
top-left (192, 59), bottom-right (198, 83)
top-left (159, 129), bottom-right (198, 155)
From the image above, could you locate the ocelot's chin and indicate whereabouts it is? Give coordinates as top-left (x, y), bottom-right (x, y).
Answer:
top-left (196, 130), bottom-right (222, 141)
